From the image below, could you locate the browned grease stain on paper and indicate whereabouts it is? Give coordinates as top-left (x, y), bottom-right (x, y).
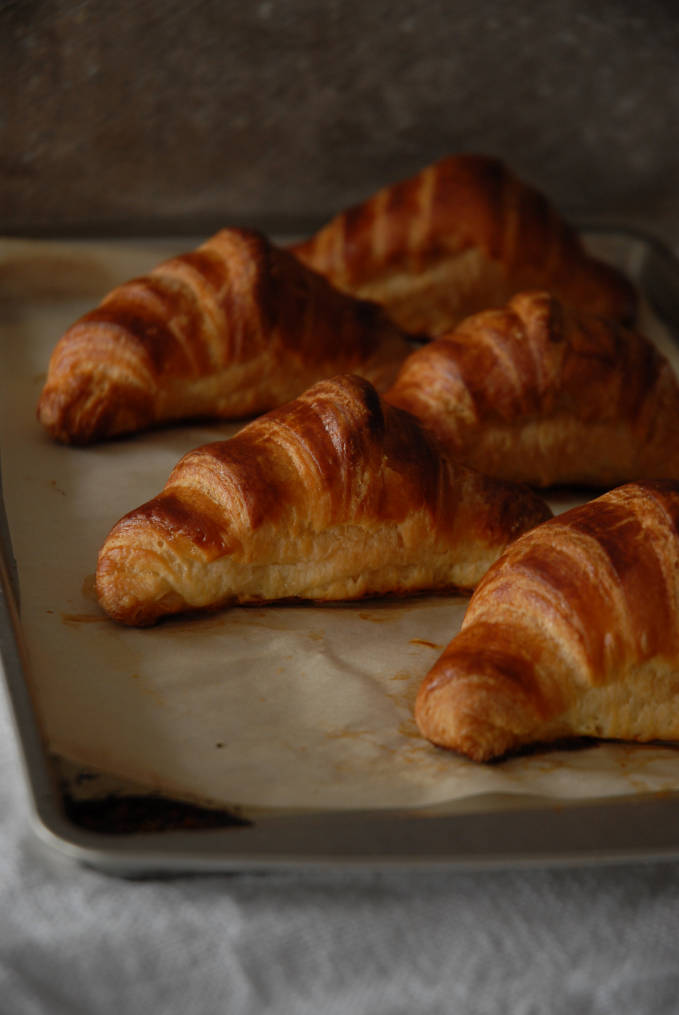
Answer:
top-left (410, 638), bottom-right (442, 650)
top-left (323, 717), bottom-right (446, 775)
top-left (128, 671), bottom-right (165, 706)
top-left (61, 612), bottom-right (107, 625)
top-left (398, 716), bottom-right (423, 741)
top-left (384, 671), bottom-right (439, 755)
top-left (385, 670), bottom-right (420, 713)
top-left (58, 575), bottom-right (106, 623)
top-left (324, 727), bottom-right (376, 744)
top-left (356, 604), bottom-right (412, 623)
top-left (318, 666), bottom-right (433, 759)
top-left (155, 605), bottom-right (292, 636)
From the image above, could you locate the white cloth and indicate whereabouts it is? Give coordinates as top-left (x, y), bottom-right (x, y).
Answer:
top-left (3, 691), bottom-right (679, 1015)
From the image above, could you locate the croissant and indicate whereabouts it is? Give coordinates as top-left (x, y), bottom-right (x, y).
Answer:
top-left (37, 227), bottom-right (413, 444)
top-left (290, 154), bottom-right (636, 336)
top-left (415, 481), bottom-right (679, 761)
top-left (385, 290), bottom-right (679, 488)
top-left (95, 374), bottom-right (552, 626)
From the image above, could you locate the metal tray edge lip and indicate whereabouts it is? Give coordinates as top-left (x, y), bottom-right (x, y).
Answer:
top-left (0, 463), bottom-right (72, 852)
top-left (21, 789), bottom-right (679, 878)
top-left (3, 224), bottom-right (679, 875)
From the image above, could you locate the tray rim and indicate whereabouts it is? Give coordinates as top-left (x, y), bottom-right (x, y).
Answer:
top-left (3, 222), bottom-right (679, 877)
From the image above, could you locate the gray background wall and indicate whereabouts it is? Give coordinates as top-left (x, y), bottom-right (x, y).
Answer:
top-left (2, 0), bottom-right (678, 244)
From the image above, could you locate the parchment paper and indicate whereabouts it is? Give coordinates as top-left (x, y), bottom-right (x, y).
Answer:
top-left (2, 234), bottom-right (679, 815)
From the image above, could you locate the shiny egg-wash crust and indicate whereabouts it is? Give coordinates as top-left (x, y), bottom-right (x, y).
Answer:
top-left (385, 290), bottom-right (679, 488)
top-left (95, 374), bottom-right (552, 627)
top-left (37, 228), bottom-right (413, 445)
top-left (415, 482), bottom-right (679, 761)
top-left (290, 154), bottom-right (637, 337)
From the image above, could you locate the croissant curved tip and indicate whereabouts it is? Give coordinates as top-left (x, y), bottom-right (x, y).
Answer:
top-left (95, 550), bottom-right (184, 627)
top-left (414, 637), bottom-right (548, 762)
top-left (37, 373), bottom-right (155, 444)
top-left (414, 679), bottom-right (518, 762)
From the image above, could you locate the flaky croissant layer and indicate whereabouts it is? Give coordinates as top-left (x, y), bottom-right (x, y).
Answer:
top-left (291, 154), bottom-right (637, 335)
top-left (95, 374), bottom-right (552, 626)
top-left (385, 290), bottom-right (679, 487)
top-left (415, 481), bottom-right (679, 761)
top-left (37, 227), bottom-right (413, 444)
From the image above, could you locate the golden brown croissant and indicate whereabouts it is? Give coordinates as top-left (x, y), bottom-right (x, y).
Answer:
top-left (95, 374), bottom-right (552, 626)
top-left (37, 227), bottom-right (413, 444)
top-left (385, 290), bottom-right (679, 488)
top-left (415, 481), bottom-right (679, 761)
top-left (290, 154), bottom-right (636, 336)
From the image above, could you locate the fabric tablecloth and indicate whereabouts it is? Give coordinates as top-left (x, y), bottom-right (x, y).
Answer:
top-left (3, 690), bottom-right (679, 1014)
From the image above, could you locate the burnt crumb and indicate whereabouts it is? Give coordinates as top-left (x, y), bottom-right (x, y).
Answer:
top-left (62, 793), bottom-right (251, 835)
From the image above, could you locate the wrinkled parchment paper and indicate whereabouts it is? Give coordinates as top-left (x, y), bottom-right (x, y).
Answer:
top-left (2, 234), bottom-right (679, 815)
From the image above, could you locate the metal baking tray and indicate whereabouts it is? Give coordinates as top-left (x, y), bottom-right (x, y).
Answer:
top-left (2, 225), bottom-right (679, 877)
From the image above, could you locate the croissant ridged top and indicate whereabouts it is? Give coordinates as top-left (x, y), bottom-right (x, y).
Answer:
top-left (37, 227), bottom-right (413, 444)
top-left (415, 481), bottom-right (679, 761)
top-left (95, 374), bottom-right (552, 626)
top-left (385, 290), bottom-right (679, 487)
top-left (290, 154), bottom-right (637, 335)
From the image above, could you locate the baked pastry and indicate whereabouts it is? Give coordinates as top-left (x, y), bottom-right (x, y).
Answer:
top-left (290, 154), bottom-right (636, 336)
top-left (385, 290), bottom-right (679, 488)
top-left (37, 227), bottom-right (413, 444)
top-left (415, 481), bottom-right (679, 761)
top-left (95, 373), bottom-right (552, 626)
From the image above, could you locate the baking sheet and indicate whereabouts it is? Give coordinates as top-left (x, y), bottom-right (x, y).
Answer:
top-left (2, 229), bottom-right (679, 871)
